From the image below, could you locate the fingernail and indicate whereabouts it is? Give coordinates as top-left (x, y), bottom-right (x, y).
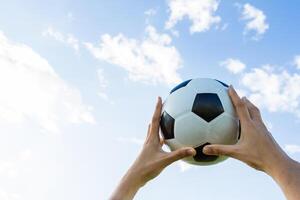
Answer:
top-left (203, 146), bottom-right (210, 154)
top-left (187, 148), bottom-right (196, 156)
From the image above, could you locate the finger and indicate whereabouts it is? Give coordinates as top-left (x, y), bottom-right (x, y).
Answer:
top-left (203, 144), bottom-right (238, 157)
top-left (149, 96), bottom-right (162, 141)
top-left (162, 147), bottom-right (196, 166)
top-left (159, 137), bottom-right (165, 146)
top-left (228, 86), bottom-right (251, 124)
top-left (145, 123), bottom-right (151, 141)
top-left (245, 98), bottom-right (263, 122)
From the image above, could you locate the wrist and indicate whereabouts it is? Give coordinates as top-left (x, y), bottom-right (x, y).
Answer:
top-left (265, 152), bottom-right (295, 182)
top-left (267, 157), bottom-right (300, 200)
top-left (110, 168), bottom-right (143, 200)
top-left (124, 167), bottom-right (145, 189)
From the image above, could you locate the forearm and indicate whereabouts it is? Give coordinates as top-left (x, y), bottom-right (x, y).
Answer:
top-left (268, 156), bottom-right (300, 200)
top-left (110, 169), bottom-right (142, 200)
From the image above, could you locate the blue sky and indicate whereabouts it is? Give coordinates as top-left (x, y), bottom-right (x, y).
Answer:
top-left (0, 0), bottom-right (300, 199)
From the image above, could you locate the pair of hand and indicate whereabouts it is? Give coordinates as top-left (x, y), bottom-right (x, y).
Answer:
top-left (110, 86), bottom-right (300, 200)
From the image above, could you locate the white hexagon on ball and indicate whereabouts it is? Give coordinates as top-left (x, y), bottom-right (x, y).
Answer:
top-left (160, 78), bottom-right (240, 166)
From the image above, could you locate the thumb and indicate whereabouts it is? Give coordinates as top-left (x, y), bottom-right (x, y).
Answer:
top-left (203, 144), bottom-right (237, 157)
top-left (163, 147), bottom-right (196, 166)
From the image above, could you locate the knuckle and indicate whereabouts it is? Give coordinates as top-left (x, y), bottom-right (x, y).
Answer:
top-left (152, 116), bottom-right (159, 122)
top-left (236, 100), bottom-right (245, 108)
top-left (177, 150), bottom-right (186, 158)
top-left (221, 146), bottom-right (239, 157)
top-left (221, 149), bottom-right (231, 156)
top-left (215, 149), bottom-right (222, 155)
top-left (211, 148), bottom-right (221, 155)
top-left (252, 105), bottom-right (260, 113)
top-left (155, 105), bottom-right (162, 113)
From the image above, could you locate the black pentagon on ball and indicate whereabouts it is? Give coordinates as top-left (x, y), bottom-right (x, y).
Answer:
top-left (160, 111), bottom-right (175, 139)
top-left (170, 79), bottom-right (192, 94)
top-left (193, 143), bottom-right (218, 162)
top-left (215, 79), bottom-right (229, 88)
top-left (192, 93), bottom-right (224, 122)
top-left (238, 120), bottom-right (241, 140)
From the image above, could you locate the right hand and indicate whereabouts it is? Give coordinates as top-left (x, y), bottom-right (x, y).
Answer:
top-left (203, 86), bottom-right (291, 175)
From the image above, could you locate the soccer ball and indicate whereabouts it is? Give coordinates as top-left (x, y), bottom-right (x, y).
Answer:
top-left (160, 78), bottom-right (240, 166)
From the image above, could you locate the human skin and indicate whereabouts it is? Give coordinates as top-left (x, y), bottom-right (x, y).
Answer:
top-left (110, 86), bottom-right (300, 200)
top-left (109, 97), bottom-right (196, 200)
top-left (203, 86), bottom-right (300, 200)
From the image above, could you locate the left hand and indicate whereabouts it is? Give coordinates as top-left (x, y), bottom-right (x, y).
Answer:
top-left (110, 97), bottom-right (196, 200)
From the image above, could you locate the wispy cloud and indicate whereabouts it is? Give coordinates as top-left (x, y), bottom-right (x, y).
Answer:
top-left (144, 8), bottom-right (157, 16)
top-left (220, 58), bottom-right (246, 74)
top-left (0, 188), bottom-right (21, 200)
top-left (42, 26), bottom-right (80, 52)
top-left (145, 8), bottom-right (158, 25)
top-left (0, 149), bottom-right (32, 179)
top-left (97, 68), bottom-right (114, 104)
top-left (84, 25), bottom-right (182, 85)
top-left (220, 56), bottom-right (300, 119)
top-left (241, 65), bottom-right (300, 117)
top-left (240, 3), bottom-right (269, 39)
top-left (294, 55), bottom-right (300, 69)
top-left (165, 0), bottom-right (221, 33)
top-left (0, 31), bottom-right (95, 133)
top-left (0, 149), bottom-right (34, 200)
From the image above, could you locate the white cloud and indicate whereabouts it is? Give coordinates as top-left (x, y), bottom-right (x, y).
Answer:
top-left (284, 144), bottom-right (300, 154)
top-left (241, 3), bottom-right (269, 39)
top-left (165, 0), bottom-right (221, 33)
top-left (0, 189), bottom-right (21, 200)
top-left (218, 23), bottom-right (228, 31)
top-left (42, 27), bottom-right (79, 52)
top-left (0, 149), bottom-right (33, 180)
top-left (0, 31), bottom-right (95, 133)
top-left (241, 65), bottom-right (300, 117)
top-left (294, 55), bottom-right (300, 69)
top-left (0, 149), bottom-right (36, 200)
top-left (84, 25), bottom-right (182, 85)
top-left (235, 88), bottom-right (247, 97)
top-left (265, 121), bottom-right (273, 130)
top-left (220, 58), bottom-right (246, 74)
top-left (19, 149), bottom-right (33, 161)
top-left (0, 161), bottom-right (18, 179)
top-left (97, 68), bottom-right (113, 103)
top-left (145, 8), bottom-right (158, 25)
top-left (144, 8), bottom-right (157, 16)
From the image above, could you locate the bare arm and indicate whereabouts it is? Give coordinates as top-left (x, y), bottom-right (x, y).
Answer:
top-left (203, 86), bottom-right (300, 200)
top-left (110, 97), bottom-right (196, 200)
top-left (271, 159), bottom-right (300, 200)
